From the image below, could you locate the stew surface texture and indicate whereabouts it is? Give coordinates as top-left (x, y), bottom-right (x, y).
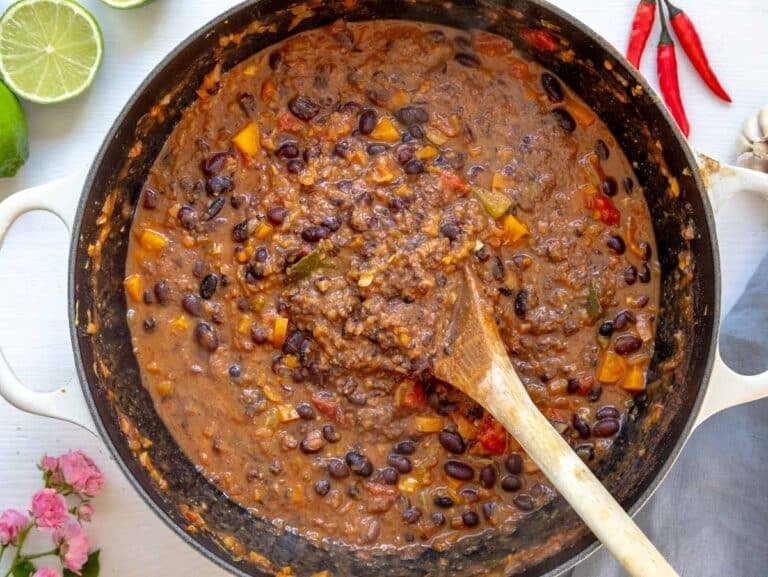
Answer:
top-left (125, 20), bottom-right (660, 550)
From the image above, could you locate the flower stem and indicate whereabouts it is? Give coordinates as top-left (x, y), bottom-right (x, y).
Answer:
top-left (3, 526), bottom-right (31, 577)
top-left (0, 545), bottom-right (6, 566)
top-left (21, 549), bottom-right (58, 561)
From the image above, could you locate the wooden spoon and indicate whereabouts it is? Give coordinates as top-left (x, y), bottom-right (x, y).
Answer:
top-left (433, 267), bottom-right (679, 577)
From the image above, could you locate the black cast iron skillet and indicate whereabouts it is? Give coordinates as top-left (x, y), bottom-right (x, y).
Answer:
top-left (4, 0), bottom-right (768, 575)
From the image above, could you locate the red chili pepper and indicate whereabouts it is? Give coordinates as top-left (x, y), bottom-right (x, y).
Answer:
top-left (664, 0), bottom-right (731, 102)
top-left (657, 0), bottom-right (690, 137)
top-left (626, 0), bottom-right (657, 68)
top-left (518, 28), bottom-right (559, 52)
top-left (585, 194), bottom-right (621, 226)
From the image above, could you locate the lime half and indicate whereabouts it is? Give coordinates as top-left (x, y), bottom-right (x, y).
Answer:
top-left (99, 0), bottom-right (153, 8)
top-left (0, 80), bottom-right (28, 176)
top-left (0, 0), bottom-right (103, 104)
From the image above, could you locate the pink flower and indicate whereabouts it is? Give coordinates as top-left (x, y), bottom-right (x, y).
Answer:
top-left (40, 455), bottom-right (64, 486)
top-left (53, 521), bottom-right (89, 575)
top-left (59, 451), bottom-right (104, 497)
top-left (0, 509), bottom-right (30, 545)
top-left (75, 502), bottom-right (94, 523)
top-left (30, 489), bottom-right (69, 530)
top-left (32, 568), bottom-right (61, 577)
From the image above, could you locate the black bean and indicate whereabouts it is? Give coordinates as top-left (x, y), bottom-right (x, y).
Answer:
top-left (482, 501), bottom-right (496, 521)
top-left (252, 246), bottom-right (268, 263)
top-left (232, 220), bottom-right (249, 243)
top-left (541, 73), bottom-right (564, 102)
top-left (513, 493), bottom-right (535, 511)
top-left (178, 206), bottom-right (199, 230)
top-left (587, 385), bottom-right (603, 402)
top-left (614, 334), bottom-right (642, 355)
top-left (403, 159), bottom-right (425, 174)
top-left (395, 106), bottom-right (429, 126)
top-left (462, 511), bottom-right (480, 527)
top-left (592, 418), bottom-right (620, 437)
top-left (277, 141), bottom-right (300, 159)
top-left (322, 214), bottom-right (342, 232)
top-left (154, 281), bottom-right (170, 305)
top-left (439, 222), bottom-right (461, 242)
top-left (576, 443), bottom-right (595, 462)
top-left (322, 424), bottom-right (340, 443)
top-left (202, 152), bottom-right (234, 176)
top-left (199, 274), bottom-right (218, 300)
top-left (206, 175), bottom-right (234, 196)
top-left (601, 176), bottom-right (618, 197)
top-left (455, 52), bottom-right (481, 67)
top-left (143, 317), bottom-right (156, 332)
top-left (624, 265), bottom-right (638, 285)
top-left (346, 451), bottom-right (373, 477)
top-left (239, 93), bottom-right (258, 116)
top-left (142, 290), bottom-right (154, 305)
top-left (505, 453), bottom-right (524, 474)
top-left (439, 430), bottom-right (466, 454)
top-left (572, 414), bottom-right (591, 438)
top-left (395, 145), bottom-right (414, 165)
top-left (501, 475), bottom-right (522, 492)
top-left (296, 402), bottom-right (315, 420)
top-left (444, 460), bottom-right (474, 481)
top-left (267, 206), bottom-right (287, 226)
top-left (181, 294), bottom-right (201, 317)
top-left (300, 430), bottom-right (325, 454)
top-left (301, 225), bottom-right (330, 243)
top-left (314, 479), bottom-right (331, 496)
top-left (408, 124), bottom-right (425, 139)
top-left (567, 377), bottom-right (580, 394)
top-left (514, 290), bottom-right (528, 319)
top-left (607, 235), bottom-right (626, 255)
top-left (289, 95), bottom-right (320, 121)
top-left (287, 159), bottom-right (305, 174)
top-left (637, 242), bottom-right (652, 262)
top-left (433, 495), bottom-right (454, 508)
top-left (613, 309), bottom-right (636, 330)
top-left (479, 465), bottom-right (497, 488)
top-left (282, 330), bottom-right (304, 355)
top-left (387, 454), bottom-right (412, 474)
top-left (195, 322), bottom-right (219, 352)
top-left (327, 457), bottom-right (351, 479)
top-left (380, 467), bottom-right (399, 485)
top-left (428, 29), bottom-right (446, 42)
top-left (639, 263), bottom-right (651, 283)
top-left (474, 245), bottom-right (491, 262)
top-left (366, 143), bottom-right (388, 155)
top-left (359, 109), bottom-right (377, 134)
top-left (268, 51), bottom-right (282, 70)
top-left (491, 256), bottom-right (505, 282)
top-left (596, 406), bottom-right (620, 420)
top-left (142, 188), bottom-right (158, 209)
top-left (552, 108), bottom-right (576, 132)
top-left (622, 176), bottom-right (634, 194)
top-left (394, 440), bottom-right (416, 455)
top-left (228, 364), bottom-right (241, 379)
top-left (402, 507), bottom-right (422, 524)
top-left (202, 197), bottom-right (225, 221)
top-left (598, 320), bottom-right (614, 337)
top-left (595, 139), bottom-right (610, 160)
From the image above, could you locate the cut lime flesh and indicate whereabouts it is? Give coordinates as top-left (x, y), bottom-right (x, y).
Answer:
top-left (0, 80), bottom-right (28, 176)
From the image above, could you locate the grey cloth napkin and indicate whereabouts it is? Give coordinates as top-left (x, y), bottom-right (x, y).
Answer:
top-left (569, 255), bottom-right (768, 577)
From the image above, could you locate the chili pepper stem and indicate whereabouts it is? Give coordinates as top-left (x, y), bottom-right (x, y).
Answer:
top-left (663, 0), bottom-right (732, 102)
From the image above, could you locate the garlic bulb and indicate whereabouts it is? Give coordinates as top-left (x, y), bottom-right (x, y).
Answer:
top-left (736, 105), bottom-right (768, 173)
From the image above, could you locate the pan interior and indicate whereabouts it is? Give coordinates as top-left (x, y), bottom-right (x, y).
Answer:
top-left (71, 1), bottom-right (717, 576)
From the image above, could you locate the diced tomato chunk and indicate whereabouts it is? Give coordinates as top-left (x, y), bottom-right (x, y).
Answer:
top-left (585, 193), bottom-right (620, 226)
top-left (439, 170), bottom-right (467, 192)
top-left (476, 415), bottom-right (507, 455)
top-left (518, 28), bottom-right (559, 52)
top-left (311, 391), bottom-right (338, 417)
top-left (401, 382), bottom-right (426, 410)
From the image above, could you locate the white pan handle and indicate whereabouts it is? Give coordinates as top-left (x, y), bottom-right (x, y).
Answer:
top-left (0, 173), bottom-right (95, 434)
top-left (694, 154), bottom-right (768, 429)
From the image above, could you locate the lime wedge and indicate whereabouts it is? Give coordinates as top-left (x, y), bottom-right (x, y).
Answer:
top-left (0, 80), bottom-right (28, 176)
top-left (0, 0), bottom-right (103, 104)
top-left (99, 0), bottom-right (153, 8)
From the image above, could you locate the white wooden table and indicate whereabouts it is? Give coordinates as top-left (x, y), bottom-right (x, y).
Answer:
top-left (0, 1), bottom-right (766, 575)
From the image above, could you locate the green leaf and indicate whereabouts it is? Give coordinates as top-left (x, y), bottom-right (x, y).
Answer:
top-left (64, 551), bottom-right (100, 577)
top-left (586, 281), bottom-right (603, 319)
top-left (12, 560), bottom-right (35, 577)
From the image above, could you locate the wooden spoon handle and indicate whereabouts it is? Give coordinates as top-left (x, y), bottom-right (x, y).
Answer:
top-left (482, 358), bottom-right (679, 577)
